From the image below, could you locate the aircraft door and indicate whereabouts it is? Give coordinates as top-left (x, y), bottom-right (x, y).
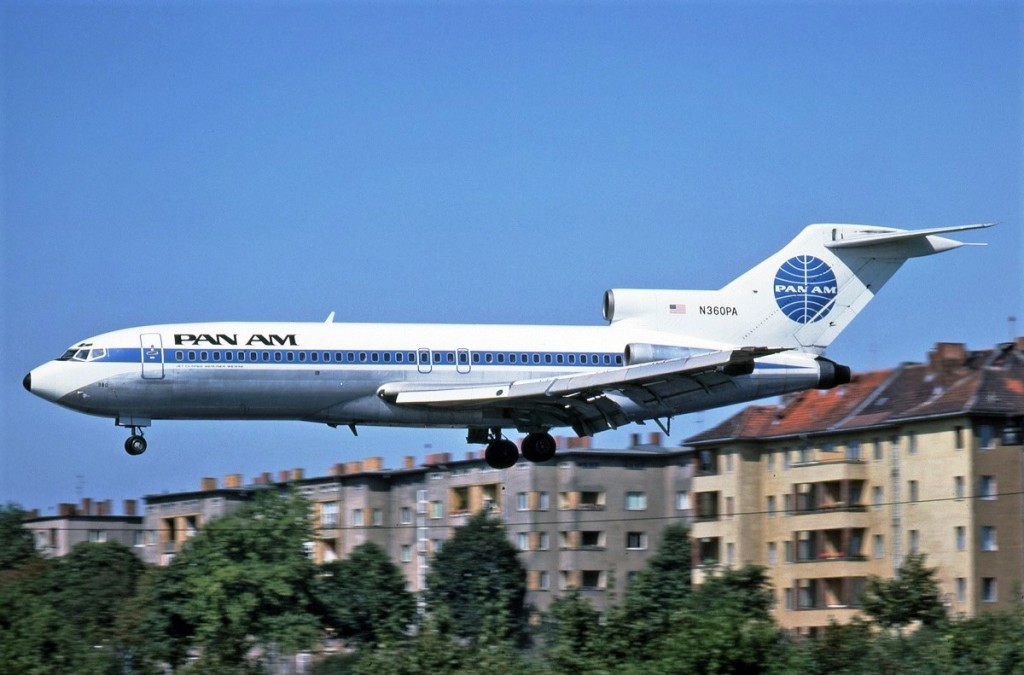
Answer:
top-left (141, 333), bottom-right (165, 379)
top-left (418, 349), bottom-right (432, 374)
top-left (456, 348), bottom-right (471, 374)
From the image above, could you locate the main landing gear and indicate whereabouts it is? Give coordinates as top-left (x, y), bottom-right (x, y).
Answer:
top-left (473, 428), bottom-right (558, 469)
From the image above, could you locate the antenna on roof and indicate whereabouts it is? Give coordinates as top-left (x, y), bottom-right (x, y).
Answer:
top-left (1010, 316), bottom-right (1017, 341)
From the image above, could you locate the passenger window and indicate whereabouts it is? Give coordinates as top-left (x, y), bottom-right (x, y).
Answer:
top-left (200, 352), bottom-right (209, 361)
top-left (407, 352), bottom-right (416, 362)
top-left (188, 352), bottom-right (196, 362)
top-left (225, 352), bottom-right (233, 361)
top-left (335, 353), bottom-right (343, 361)
top-left (383, 352), bottom-right (391, 363)
top-left (510, 353), bottom-right (517, 364)
top-left (249, 352), bottom-right (257, 361)
top-left (533, 354), bottom-right (540, 364)
top-left (604, 355), bottom-right (610, 365)
top-left (360, 353), bottom-right (367, 363)
top-left (237, 351), bottom-right (245, 361)
top-left (568, 355), bottom-right (576, 364)
top-left (486, 353), bottom-right (493, 364)
top-left (545, 354), bottom-right (552, 364)
top-left (372, 353), bottom-right (379, 363)
top-left (299, 352), bottom-right (307, 362)
top-left (262, 352), bottom-right (269, 361)
top-left (275, 352), bottom-right (282, 362)
top-left (213, 351), bottom-right (221, 362)
top-left (615, 355), bottom-right (623, 365)
top-left (459, 352), bottom-right (468, 364)
top-left (473, 353), bottom-right (480, 364)
top-left (556, 355), bottom-right (564, 364)
top-left (498, 353), bottom-right (505, 364)
top-left (446, 352), bottom-right (454, 364)
top-left (287, 352), bottom-right (295, 362)
top-left (311, 352), bottom-right (319, 362)
top-left (176, 351), bottom-right (184, 361)
top-left (396, 352), bottom-right (404, 363)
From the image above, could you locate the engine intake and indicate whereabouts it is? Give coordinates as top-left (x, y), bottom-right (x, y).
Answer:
top-left (624, 343), bottom-right (695, 366)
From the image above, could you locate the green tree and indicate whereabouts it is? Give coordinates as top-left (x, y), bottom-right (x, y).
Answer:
top-left (861, 553), bottom-right (946, 632)
top-left (425, 511), bottom-right (527, 645)
top-left (317, 541), bottom-right (415, 647)
top-left (0, 558), bottom-right (66, 673)
top-left (608, 523), bottom-right (692, 660)
top-left (177, 488), bottom-right (322, 668)
top-left (0, 503), bottom-right (38, 570)
top-left (542, 589), bottom-right (610, 673)
top-left (123, 559), bottom-right (196, 671)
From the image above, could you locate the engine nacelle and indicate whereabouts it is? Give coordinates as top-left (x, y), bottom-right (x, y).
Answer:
top-left (816, 357), bottom-right (852, 389)
top-left (624, 343), bottom-right (695, 366)
top-left (603, 289), bottom-right (665, 323)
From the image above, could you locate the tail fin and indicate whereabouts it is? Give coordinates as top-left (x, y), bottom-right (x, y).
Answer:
top-left (604, 223), bottom-right (992, 353)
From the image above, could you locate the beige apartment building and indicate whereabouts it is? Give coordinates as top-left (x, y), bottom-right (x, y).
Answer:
top-left (24, 499), bottom-right (144, 558)
top-left (687, 339), bottom-right (1024, 635)
top-left (137, 433), bottom-right (692, 615)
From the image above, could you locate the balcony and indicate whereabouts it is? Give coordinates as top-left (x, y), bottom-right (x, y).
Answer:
top-left (788, 459), bottom-right (867, 483)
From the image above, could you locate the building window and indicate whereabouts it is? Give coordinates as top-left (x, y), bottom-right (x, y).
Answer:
top-left (767, 542), bottom-right (777, 565)
top-left (954, 476), bottom-right (965, 500)
top-left (783, 448), bottom-right (791, 470)
top-left (873, 438), bottom-right (883, 461)
top-left (784, 587), bottom-right (793, 611)
top-left (980, 475), bottom-right (997, 500)
top-left (538, 532), bottom-right (549, 550)
top-left (981, 526), bottom-right (998, 551)
top-left (955, 426), bottom-right (964, 449)
top-left (351, 509), bottom-right (364, 527)
top-left (725, 452), bottom-right (734, 472)
top-left (766, 452), bottom-right (775, 471)
top-left (846, 440), bottom-right (861, 461)
top-left (956, 526), bottom-right (966, 551)
top-left (982, 577), bottom-right (997, 603)
top-left (873, 534), bottom-right (884, 559)
top-left (581, 570), bottom-right (604, 590)
top-left (625, 492), bottom-right (647, 511)
top-left (909, 530), bottom-right (919, 554)
top-left (873, 486), bottom-right (883, 509)
top-left (725, 496), bottom-right (734, 518)
top-left (978, 424), bottom-right (995, 450)
top-left (784, 541), bottom-right (793, 563)
top-left (372, 509), bottom-right (383, 527)
top-left (538, 492), bottom-right (550, 511)
top-left (626, 532), bottom-right (647, 550)
top-left (517, 533), bottom-right (530, 551)
top-left (726, 542), bottom-right (735, 567)
top-left (538, 571), bottom-right (550, 590)
top-left (907, 430), bottom-right (917, 455)
top-left (400, 545), bottom-right (412, 562)
top-left (400, 507), bottom-right (412, 524)
top-left (767, 495), bottom-right (776, 517)
top-left (908, 480), bottom-right (919, 503)
top-left (782, 494), bottom-right (792, 514)
top-left (321, 502), bottom-right (339, 527)
top-left (956, 578), bottom-right (966, 603)
top-left (676, 490), bottom-right (690, 511)
top-left (430, 501), bottom-right (442, 519)
top-left (517, 492), bottom-right (529, 511)
top-left (698, 449), bottom-right (717, 474)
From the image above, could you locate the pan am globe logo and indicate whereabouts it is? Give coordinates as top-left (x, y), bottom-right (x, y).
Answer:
top-left (773, 256), bottom-right (838, 324)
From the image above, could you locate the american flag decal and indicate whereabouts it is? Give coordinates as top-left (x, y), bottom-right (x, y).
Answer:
top-left (669, 304), bottom-right (686, 314)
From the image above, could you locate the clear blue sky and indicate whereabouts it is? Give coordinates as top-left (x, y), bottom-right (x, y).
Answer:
top-left (2, 2), bottom-right (1020, 513)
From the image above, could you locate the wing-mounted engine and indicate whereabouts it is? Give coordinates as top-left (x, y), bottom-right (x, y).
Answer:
top-left (623, 343), bottom-right (695, 365)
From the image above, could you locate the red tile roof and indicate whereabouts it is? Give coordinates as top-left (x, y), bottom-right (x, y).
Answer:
top-left (686, 340), bottom-right (1024, 445)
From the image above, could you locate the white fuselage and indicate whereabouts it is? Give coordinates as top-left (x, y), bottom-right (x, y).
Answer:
top-left (25, 320), bottom-right (827, 433)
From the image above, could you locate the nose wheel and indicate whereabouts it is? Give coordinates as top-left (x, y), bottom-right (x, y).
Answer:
top-left (124, 431), bottom-right (147, 456)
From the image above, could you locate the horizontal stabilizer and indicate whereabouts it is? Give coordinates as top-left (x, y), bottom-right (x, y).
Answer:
top-left (826, 223), bottom-right (993, 252)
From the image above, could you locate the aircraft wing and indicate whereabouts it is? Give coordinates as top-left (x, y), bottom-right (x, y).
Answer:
top-left (378, 347), bottom-right (785, 436)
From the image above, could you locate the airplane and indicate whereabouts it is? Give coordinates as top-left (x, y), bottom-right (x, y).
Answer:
top-left (24, 223), bottom-right (991, 469)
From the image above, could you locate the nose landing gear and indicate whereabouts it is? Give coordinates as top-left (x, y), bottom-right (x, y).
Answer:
top-left (124, 429), bottom-right (147, 456)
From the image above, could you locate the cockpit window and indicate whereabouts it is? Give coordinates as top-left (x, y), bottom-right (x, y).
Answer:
top-left (60, 347), bottom-right (107, 362)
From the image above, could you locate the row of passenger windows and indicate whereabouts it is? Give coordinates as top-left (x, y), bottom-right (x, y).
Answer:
top-left (172, 349), bottom-right (624, 366)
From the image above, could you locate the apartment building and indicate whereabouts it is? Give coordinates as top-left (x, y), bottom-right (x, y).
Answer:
top-left (23, 498), bottom-right (144, 558)
top-left (687, 339), bottom-right (1024, 635)
top-left (133, 434), bottom-right (691, 615)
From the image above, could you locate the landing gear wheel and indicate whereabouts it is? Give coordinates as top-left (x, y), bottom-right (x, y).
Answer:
top-left (484, 439), bottom-right (519, 469)
top-left (125, 435), bottom-right (147, 456)
top-left (521, 432), bottom-right (557, 463)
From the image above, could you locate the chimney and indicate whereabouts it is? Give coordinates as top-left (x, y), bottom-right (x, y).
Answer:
top-left (80, 497), bottom-right (93, 516)
top-left (98, 499), bottom-right (112, 516)
top-left (403, 455), bottom-right (415, 469)
top-left (578, 436), bottom-right (591, 449)
top-left (363, 457), bottom-right (382, 472)
top-left (929, 342), bottom-right (967, 372)
top-left (566, 437), bottom-right (579, 449)
top-left (630, 433), bottom-right (641, 447)
top-left (330, 463), bottom-right (345, 477)
top-left (345, 460), bottom-right (363, 474)
top-left (200, 477), bottom-right (217, 491)
top-left (224, 474), bottom-right (243, 489)
top-left (59, 503), bottom-right (75, 517)
top-left (278, 470), bottom-right (291, 483)
top-left (290, 468), bottom-right (305, 481)
top-left (124, 500), bottom-right (137, 516)
top-left (648, 432), bottom-right (663, 446)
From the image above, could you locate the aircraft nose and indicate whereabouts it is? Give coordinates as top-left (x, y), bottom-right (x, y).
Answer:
top-left (23, 372), bottom-right (31, 392)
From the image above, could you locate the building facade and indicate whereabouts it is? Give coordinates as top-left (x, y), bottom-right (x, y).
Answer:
top-left (135, 433), bottom-right (691, 615)
top-left (687, 339), bottom-right (1024, 635)
top-left (24, 499), bottom-right (144, 558)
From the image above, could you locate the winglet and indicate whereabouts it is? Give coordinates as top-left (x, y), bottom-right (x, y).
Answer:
top-left (325, 311), bottom-right (336, 324)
